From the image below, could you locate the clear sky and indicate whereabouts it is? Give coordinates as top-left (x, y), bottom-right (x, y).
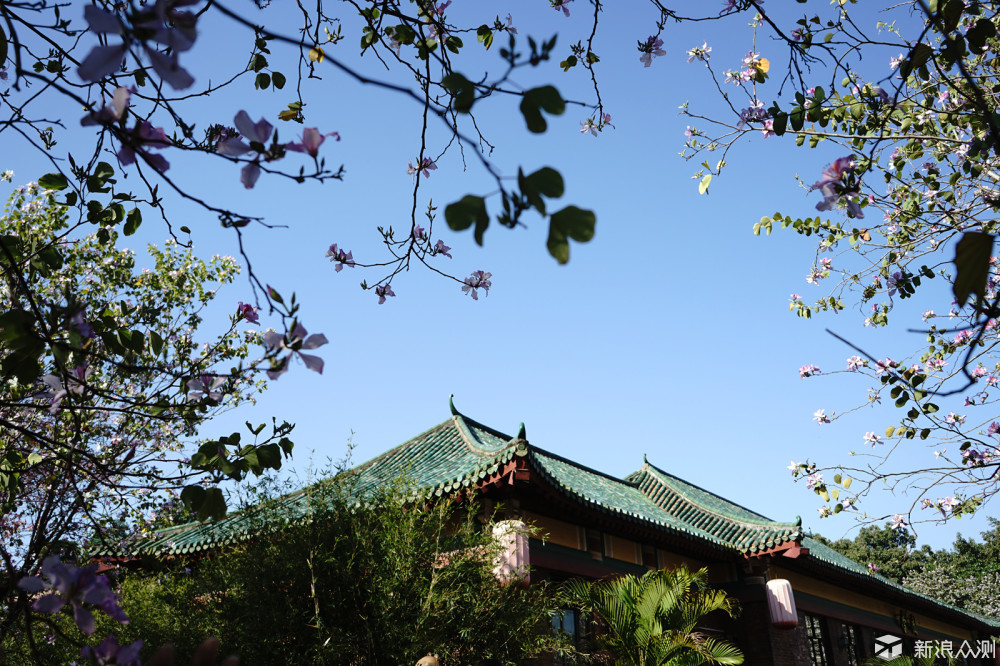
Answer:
top-left (1, 0), bottom-right (993, 551)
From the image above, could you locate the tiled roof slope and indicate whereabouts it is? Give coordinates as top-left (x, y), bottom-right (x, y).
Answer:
top-left (107, 414), bottom-right (801, 558)
top-left (626, 463), bottom-right (803, 554)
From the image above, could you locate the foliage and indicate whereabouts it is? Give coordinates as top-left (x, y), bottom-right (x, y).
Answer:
top-left (902, 518), bottom-right (1000, 617)
top-left (562, 566), bottom-right (744, 666)
top-left (822, 518), bottom-right (1000, 616)
top-left (819, 524), bottom-right (934, 584)
top-left (0, 184), bottom-right (290, 658)
top-left (682, 0), bottom-right (1000, 525)
top-left (105, 472), bottom-right (566, 665)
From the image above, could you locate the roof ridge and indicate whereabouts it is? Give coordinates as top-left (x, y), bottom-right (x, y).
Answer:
top-left (635, 463), bottom-right (799, 529)
top-left (453, 414), bottom-right (515, 455)
top-left (529, 445), bottom-right (645, 488)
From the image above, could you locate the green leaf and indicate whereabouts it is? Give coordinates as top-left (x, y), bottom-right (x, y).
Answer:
top-left (86, 162), bottom-right (116, 193)
top-left (885, 426), bottom-right (896, 438)
top-left (520, 86), bottom-right (565, 133)
top-left (149, 331), bottom-right (164, 357)
top-left (38, 173), bottom-right (68, 191)
top-left (952, 231), bottom-right (994, 308)
top-left (181, 485), bottom-right (206, 513)
top-left (698, 174), bottom-right (712, 195)
top-left (272, 72), bottom-right (286, 89)
top-left (842, 477), bottom-right (852, 489)
top-left (476, 25), bottom-right (494, 50)
top-left (445, 195), bottom-right (489, 245)
top-left (899, 43), bottom-right (933, 78)
top-left (123, 208), bottom-right (142, 236)
top-left (525, 167), bottom-right (565, 198)
top-left (255, 72), bottom-right (271, 90)
top-left (197, 487), bottom-right (227, 521)
top-left (442, 73), bottom-right (475, 113)
top-left (547, 206), bottom-right (596, 264)
top-left (967, 18), bottom-right (997, 54)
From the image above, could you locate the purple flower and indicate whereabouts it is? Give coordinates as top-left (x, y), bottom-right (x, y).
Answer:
top-left (80, 634), bottom-right (143, 666)
top-left (407, 157), bottom-right (437, 179)
top-left (433, 240), bottom-right (452, 258)
top-left (375, 284), bottom-right (396, 305)
top-left (791, 28), bottom-right (805, 42)
top-left (551, 0), bottom-right (572, 17)
top-left (17, 557), bottom-right (128, 635)
top-left (863, 432), bottom-right (881, 447)
top-left (286, 127), bottom-right (340, 157)
top-left (263, 324), bottom-right (328, 379)
top-left (990, 422), bottom-right (1000, 436)
top-left (81, 86), bottom-right (133, 127)
top-left (117, 121), bottom-right (171, 172)
top-left (867, 562), bottom-right (879, 573)
top-left (811, 156), bottom-right (864, 218)
top-left (412, 225), bottom-right (427, 241)
top-left (813, 409), bottom-right (832, 424)
top-left (799, 364), bottom-right (820, 379)
top-left (639, 36), bottom-right (666, 68)
top-left (325, 244), bottom-right (355, 272)
top-left (890, 514), bottom-right (907, 530)
top-left (70, 309), bottom-right (95, 338)
top-left (806, 472), bottom-right (823, 490)
top-left (237, 301), bottom-right (259, 324)
top-left (186, 374), bottom-right (226, 402)
top-left (462, 270), bottom-right (492, 300)
top-left (78, 4), bottom-right (197, 89)
top-left (218, 111), bottom-right (274, 157)
top-left (504, 14), bottom-right (517, 34)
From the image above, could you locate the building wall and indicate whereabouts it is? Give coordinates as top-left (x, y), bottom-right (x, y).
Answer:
top-left (772, 564), bottom-right (978, 643)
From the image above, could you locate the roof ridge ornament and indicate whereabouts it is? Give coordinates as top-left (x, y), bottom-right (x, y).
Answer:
top-left (516, 422), bottom-right (526, 440)
top-left (449, 393), bottom-right (460, 416)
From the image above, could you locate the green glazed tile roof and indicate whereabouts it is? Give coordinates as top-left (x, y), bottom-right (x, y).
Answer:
top-left (95, 409), bottom-right (1000, 629)
top-left (626, 463), bottom-right (803, 554)
top-left (109, 413), bottom-right (803, 558)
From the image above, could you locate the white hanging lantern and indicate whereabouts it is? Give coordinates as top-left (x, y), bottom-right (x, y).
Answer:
top-left (766, 578), bottom-right (798, 629)
top-left (492, 519), bottom-right (530, 585)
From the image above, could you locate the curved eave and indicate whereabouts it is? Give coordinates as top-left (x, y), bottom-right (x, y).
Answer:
top-left (629, 465), bottom-right (803, 554)
top-left (526, 449), bottom-right (740, 555)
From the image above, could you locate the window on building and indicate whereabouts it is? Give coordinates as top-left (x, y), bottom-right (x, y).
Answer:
top-left (641, 544), bottom-right (657, 569)
top-left (586, 529), bottom-right (603, 558)
top-left (841, 624), bottom-right (862, 665)
top-left (551, 608), bottom-right (578, 666)
top-left (805, 614), bottom-right (831, 666)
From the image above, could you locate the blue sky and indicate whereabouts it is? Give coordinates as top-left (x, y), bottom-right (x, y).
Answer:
top-left (2, 0), bottom-right (994, 551)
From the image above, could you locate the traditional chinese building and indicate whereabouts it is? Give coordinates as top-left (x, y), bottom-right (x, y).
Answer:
top-left (122, 403), bottom-right (1000, 665)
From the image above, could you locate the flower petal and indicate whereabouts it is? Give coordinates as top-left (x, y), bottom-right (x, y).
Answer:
top-left (83, 6), bottom-right (122, 33)
top-left (299, 352), bottom-right (324, 374)
top-left (78, 44), bottom-right (128, 82)
top-left (145, 48), bottom-right (194, 90)
top-left (16, 576), bottom-right (45, 593)
top-left (302, 333), bottom-right (328, 350)
top-left (240, 162), bottom-right (261, 189)
top-left (217, 138), bottom-right (250, 157)
top-left (32, 593), bottom-right (66, 614)
top-left (73, 604), bottom-right (96, 635)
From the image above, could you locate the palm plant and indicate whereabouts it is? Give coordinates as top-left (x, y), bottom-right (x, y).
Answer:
top-left (561, 565), bottom-right (744, 666)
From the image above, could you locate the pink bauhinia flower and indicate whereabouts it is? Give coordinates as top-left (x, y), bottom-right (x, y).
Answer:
top-left (286, 127), bottom-right (340, 157)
